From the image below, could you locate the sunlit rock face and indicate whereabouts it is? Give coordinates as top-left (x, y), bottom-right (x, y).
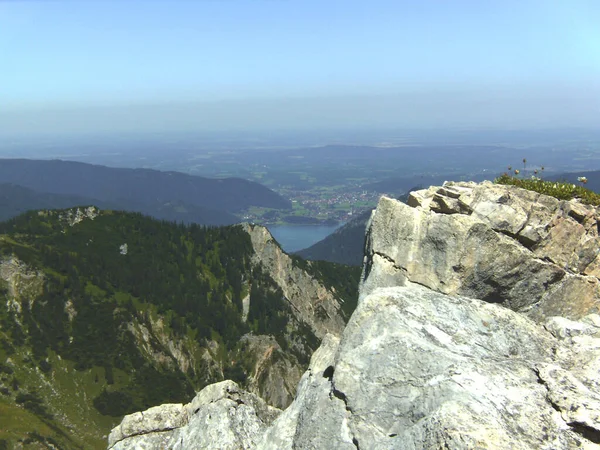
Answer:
top-left (242, 223), bottom-right (347, 339)
top-left (260, 285), bottom-right (600, 449)
top-left (108, 380), bottom-right (280, 450)
top-left (361, 181), bottom-right (600, 322)
top-left (111, 286), bottom-right (600, 449)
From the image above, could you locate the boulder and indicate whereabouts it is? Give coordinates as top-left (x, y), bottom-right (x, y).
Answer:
top-left (108, 380), bottom-right (280, 450)
top-left (261, 285), bottom-right (600, 449)
top-left (362, 181), bottom-right (600, 322)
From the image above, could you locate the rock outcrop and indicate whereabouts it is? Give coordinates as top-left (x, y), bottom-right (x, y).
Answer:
top-left (111, 285), bottom-right (600, 449)
top-left (108, 380), bottom-right (280, 450)
top-left (260, 285), bottom-right (600, 449)
top-left (242, 223), bottom-right (347, 339)
top-left (361, 181), bottom-right (600, 322)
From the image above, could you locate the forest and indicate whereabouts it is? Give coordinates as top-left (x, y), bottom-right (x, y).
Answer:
top-left (0, 207), bottom-right (360, 448)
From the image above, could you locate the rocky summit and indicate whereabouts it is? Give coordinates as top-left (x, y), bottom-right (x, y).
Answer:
top-left (361, 181), bottom-right (600, 322)
top-left (108, 181), bottom-right (600, 449)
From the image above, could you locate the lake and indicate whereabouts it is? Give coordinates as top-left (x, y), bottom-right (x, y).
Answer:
top-left (267, 224), bottom-right (342, 253)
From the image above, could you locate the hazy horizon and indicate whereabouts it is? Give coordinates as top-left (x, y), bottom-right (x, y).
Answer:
top-left (2, 0), bottom-right (599, 135)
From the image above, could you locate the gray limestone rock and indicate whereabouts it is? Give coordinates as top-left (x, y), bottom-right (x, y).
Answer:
top-left (108, 380), bottom-right (279, 450)
top-left (107, 287), bottom-right (600, 450)
top-left (260, 285), bottom-right (600, 449)
top-left (362, 182), bottom-right (600, 322)
top-left (256, 333), bottom-right (354, 450)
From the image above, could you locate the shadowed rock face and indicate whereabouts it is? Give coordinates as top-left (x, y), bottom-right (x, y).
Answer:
top-left (243, 223), bottom-right (347, 339)
top-left (361, 181), bottom-right (600, 322)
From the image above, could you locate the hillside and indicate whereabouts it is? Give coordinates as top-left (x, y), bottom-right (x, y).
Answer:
top-left (0, 158), bottom-right (292, 213)
top-left (0, 183), bottom-right (239, 226)
top-left (295, 209), bottom-right (371, 266)
top-left (0, 207), bottom-right (358, 449)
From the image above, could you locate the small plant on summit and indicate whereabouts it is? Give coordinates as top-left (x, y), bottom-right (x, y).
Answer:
top-left (495, 173), bottom-right (600, 206)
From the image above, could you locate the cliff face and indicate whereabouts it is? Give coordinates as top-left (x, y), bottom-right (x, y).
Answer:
top-left (361, 181), bottom-right (600, 322)
top-left (109, 285), bottom-right (600, 449)
top-left (109, 182), bottom-right (600, 449)
top-left (228, 224), bottom-right (350, 408)
top-left (242, 223), bottom-right (347, 339)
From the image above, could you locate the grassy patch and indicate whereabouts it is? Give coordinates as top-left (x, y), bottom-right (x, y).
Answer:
top-left (494, 174), bottom-right (600, 206)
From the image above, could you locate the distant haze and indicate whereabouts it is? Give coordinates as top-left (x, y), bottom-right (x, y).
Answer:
top-left (2, 87), bottom-right (599, 136)
top-left (1, 0), bottom-right (599, 135)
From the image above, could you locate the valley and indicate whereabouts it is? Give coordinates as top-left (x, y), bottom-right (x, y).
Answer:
top-left (4, 130), bottom-right (600, 228)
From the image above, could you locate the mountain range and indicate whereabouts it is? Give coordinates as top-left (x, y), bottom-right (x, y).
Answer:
top-left (0, 159), bottom-right (292, 226)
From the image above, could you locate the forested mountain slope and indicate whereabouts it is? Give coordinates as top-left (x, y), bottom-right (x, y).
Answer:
top-left (0, 207), bottom-right (358, 449)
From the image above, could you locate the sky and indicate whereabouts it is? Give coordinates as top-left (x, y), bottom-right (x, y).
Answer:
top-left (1, 0), bottom-right (600, 135)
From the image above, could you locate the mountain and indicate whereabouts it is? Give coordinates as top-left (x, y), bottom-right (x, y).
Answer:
top-left (0, 183), bottom-right (239, 226)
top-left (0, 206), bottom-right (359, 449)
top-left (0, 183), bottom-right (111, 221)
top-left (295, 209), bottom-right (372, 266)
top-left (0, 158), bottom-right (291, 213)
top-left (111, 181), bottom-right (600, 449)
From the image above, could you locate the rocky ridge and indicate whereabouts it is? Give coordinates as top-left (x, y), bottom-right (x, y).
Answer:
top-left (242, 223), bottom-right (347, 339)
top-left (109, 182), bottom-right (600, 449)
top-left (109, 380), bottom-right (280, 449)
top-left (361, 181), bottom-right (600, 322)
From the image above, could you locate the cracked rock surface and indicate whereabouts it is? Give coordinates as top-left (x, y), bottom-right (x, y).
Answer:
top-left (361, 181), bottom-right (600, 322)
top-left (108, 380), bottom-right (280, 449)
top-left (108, 286), bottom-right (600, 449)
top-left (261, 285), bottom-right (600, 449)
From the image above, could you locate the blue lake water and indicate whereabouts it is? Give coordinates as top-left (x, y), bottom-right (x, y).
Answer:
top-left (268, 224), bottom-right (342, 253)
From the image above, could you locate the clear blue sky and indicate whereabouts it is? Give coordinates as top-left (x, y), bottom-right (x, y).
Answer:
top-left (1, 0), bottom-right (599, 134)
